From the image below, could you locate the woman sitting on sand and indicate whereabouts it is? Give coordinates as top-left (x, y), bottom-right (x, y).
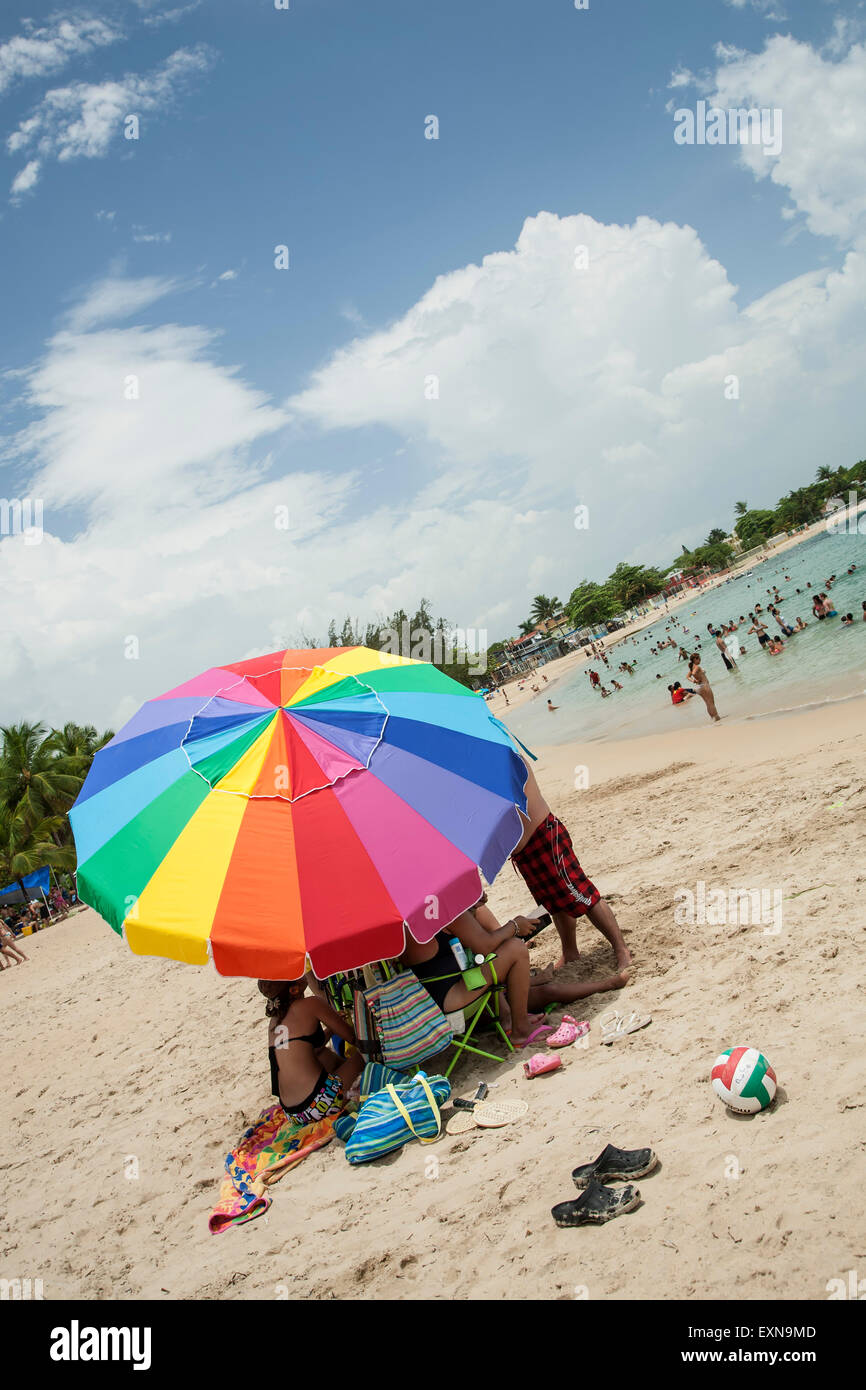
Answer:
top-left (258, 979), bottom-right (362, 1124)
top-left (402, 911), bottom-right (546, 1047)
top-left (687, 654), bottom-right (721, 722)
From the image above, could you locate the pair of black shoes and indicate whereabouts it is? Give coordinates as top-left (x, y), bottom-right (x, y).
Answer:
top-left (552, 1143), bottom-right (658, 1226)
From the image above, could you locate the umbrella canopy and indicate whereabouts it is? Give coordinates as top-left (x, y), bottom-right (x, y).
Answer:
top-left (70, 647), bottom-right (528, 979)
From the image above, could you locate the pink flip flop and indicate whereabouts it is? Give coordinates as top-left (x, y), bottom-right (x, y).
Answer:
top-left (546, 1015), bottom-right (590, 1049)
top-left (508, 1023), bottom-right (556, 1050)
top-left (523, 1052), bottom-right (562, 1079)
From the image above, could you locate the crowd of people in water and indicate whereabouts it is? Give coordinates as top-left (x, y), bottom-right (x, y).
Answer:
top-left (551, 562), bottom-right (862, 725)
top-left (0, 886), bottom-right (74, 970)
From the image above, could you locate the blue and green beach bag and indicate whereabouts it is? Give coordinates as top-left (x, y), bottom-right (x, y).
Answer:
top-left (341, 1069), bottom-right (451, 1164)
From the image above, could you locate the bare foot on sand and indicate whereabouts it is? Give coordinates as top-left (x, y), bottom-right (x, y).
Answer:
top-left (510, 1012), bottom-right (547, 1047)
top-left (554, 950), bottom-right (581, 970)
top-left (602, 970), bottom-right (630, 991)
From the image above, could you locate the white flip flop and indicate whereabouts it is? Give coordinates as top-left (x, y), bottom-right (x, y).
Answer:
top-left (600, 1009), bottom-right (652, 1044)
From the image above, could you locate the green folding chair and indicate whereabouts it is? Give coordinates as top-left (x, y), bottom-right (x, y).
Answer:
top-left (420, 954), bottom-right (515, 1077)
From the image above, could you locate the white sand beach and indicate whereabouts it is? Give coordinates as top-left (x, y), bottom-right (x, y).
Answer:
top-left (3, 696), bottom-right (864, 1301)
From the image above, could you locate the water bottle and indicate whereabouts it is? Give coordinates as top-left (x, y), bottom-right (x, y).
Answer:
top-left (449, 937), bottom-right (469, 970)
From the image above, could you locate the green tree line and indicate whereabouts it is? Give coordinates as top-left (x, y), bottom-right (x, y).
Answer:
top-left (0, 723), bottom-right (112, 900)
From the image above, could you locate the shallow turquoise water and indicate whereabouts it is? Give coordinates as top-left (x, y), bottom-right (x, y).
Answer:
top-left (505, 528), bottom-right (866, 748)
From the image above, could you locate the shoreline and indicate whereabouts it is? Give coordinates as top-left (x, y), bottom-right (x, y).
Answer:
top-left (516, 689), bottom-right (866, 798)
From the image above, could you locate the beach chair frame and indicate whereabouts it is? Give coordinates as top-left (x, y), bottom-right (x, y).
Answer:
top-left (419, 955), bottom-right (515, 1077)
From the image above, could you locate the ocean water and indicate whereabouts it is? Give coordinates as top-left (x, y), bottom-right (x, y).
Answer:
top-left (505, 528), bottom-right (866, 748)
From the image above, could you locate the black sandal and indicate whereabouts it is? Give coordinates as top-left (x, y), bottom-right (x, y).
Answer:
top-left (552, 1180), bottom-right (641, 1226)
top-left (572, 1143), bottom-right (658, 1188)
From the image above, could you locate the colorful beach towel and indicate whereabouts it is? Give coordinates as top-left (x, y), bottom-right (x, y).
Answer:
top-left (209, 1103), bottom-right (337, 1234)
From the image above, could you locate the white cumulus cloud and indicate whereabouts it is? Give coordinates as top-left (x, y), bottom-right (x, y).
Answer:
top-left (708, 35), bottom-right (866, 244)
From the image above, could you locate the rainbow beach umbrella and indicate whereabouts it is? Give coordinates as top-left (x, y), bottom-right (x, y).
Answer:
top-left (69, 647), bottom-right (528, 979)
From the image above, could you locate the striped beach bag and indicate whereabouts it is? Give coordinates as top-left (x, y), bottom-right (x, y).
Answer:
top-left (343, 1071), bottom-right (452, 1164)
top-left (362, 971), bottom-right (453, 1070)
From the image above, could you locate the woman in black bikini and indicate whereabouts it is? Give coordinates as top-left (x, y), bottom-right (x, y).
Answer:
top-left (258, 978), bottom-right (362, 1125)
top-left (402, 911), bottom-right (545, 1048)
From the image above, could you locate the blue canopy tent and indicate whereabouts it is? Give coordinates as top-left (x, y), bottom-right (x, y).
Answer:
top-left (0, 865), bottom-right (50, 905)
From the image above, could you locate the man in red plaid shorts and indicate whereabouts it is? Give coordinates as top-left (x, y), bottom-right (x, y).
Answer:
top-left (512, 762), bottom-right (631, 972)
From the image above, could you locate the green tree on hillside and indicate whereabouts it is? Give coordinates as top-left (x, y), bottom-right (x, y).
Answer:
top-left (734, 509), bottom-right (776, 548)
top-left (774, 485), bottom-right (825, 529)
top-left (688, 541), bottom-right (735, 570)
top-left (566, 581), bottom-right (616, 629)
top-left (606, 563), bottom-right (665, 608)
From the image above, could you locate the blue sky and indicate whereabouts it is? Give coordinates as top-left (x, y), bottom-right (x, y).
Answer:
top-left (1, 0), bottom-right (865, 727)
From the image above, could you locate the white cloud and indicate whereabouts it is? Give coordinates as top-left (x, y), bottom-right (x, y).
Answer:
top-left (339, 302), bottom-right (366, 327)
top-left (724, 0), bottom-right (787, 17)
top-left (64, 274), bottom-right (180, 331)
top-left (7, 44), bottom-right (215, 196)
top-left (140, 3), bottom-right (203, 27)
top-left (10, 159), bottom-right (41, 197)
top-left (14, 322), bottom-right (288, 514)
top-left (668, 68), bottom-right (696, 89)
top-left (132, 227), bottom-right (172, 243)
top-left (288, 205), bottom-right (865, 597)
top-left (215, 268), bottom-right (237, 281)
top-left (708, 35), bottom-right (866, 243)
top-left (0, 15), bottom-right (122, 97)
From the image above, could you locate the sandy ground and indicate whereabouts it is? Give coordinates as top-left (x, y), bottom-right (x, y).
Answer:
top-left (486, 512), bottom-right (851, 718)
top-left (3, 696), bottom-right (863, 1301)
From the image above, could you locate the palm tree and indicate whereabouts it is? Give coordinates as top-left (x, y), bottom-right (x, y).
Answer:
top-left (0, 722), bottom-right (83, 822)
top-left (734, 501), bottom-right (748, 517)
top-left (0, 802), bottom-right (76, 901)
top-left (815, 465), bottom-right (832, 482)
top-left (517, 619), bottom-right (535, 636)
top-left (51, 723), bottom-right (113, 764)
top-left (529, 595), bottom-right (561, 624)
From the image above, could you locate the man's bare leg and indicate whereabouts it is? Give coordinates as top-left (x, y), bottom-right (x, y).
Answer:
top-left (552, 911), bottom-right (580, 968)
top-left (586, 898), bottom-right (632, 970)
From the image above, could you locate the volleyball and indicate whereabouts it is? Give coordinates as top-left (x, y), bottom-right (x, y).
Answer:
top-left (711, 1046), bottom-right (777, 1113)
